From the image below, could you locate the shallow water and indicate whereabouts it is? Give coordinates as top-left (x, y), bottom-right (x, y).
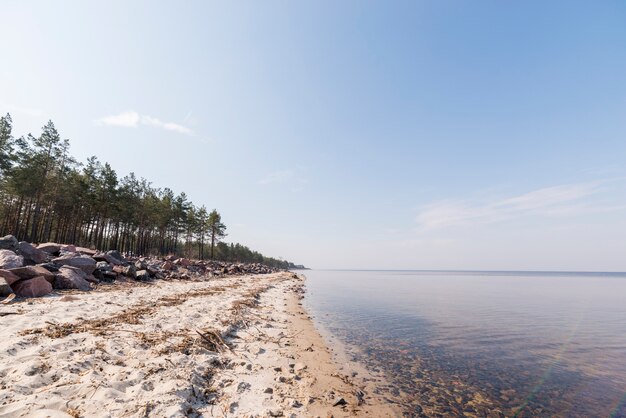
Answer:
top-left (303, 270), bottom-right (626, 417)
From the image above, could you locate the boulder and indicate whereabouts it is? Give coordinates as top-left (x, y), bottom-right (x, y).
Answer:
top-left (8, 265), bottom-right (56, 283)
top-left (38, 263), bottom-right (60, 273)
top-left (52, 253), bottom-right (96, 274)
top-left (121, 265), bottom-right (136, 278)
top-left (106, 250), bottom-right (125, 263)
top-left (0, 269), bottom-right (20, 286)
top-left (12, 276), bottom-right (53, 298)
top-left (99, 271), bottom-right (118, 282)
top-left (135, 270), bottom-right (150, 281)
top-left (54, 266), bottom-right (92, 291)
top-left (174, 258), bottom-right (190, 267)
top-left (134, 259), bottom-right (148, 270)
top-left (0, 249), bottom-right (23, 269)
top-left (93, 252), bottom-right (122, 266)
top-left (36, 242), bottom-right (62, 254)
top-left (0, 235), bottom-right (18, 251)
top-left (17, 241), bottom-right (48, 264)
top-left (0, 277), bottom-right (12, 297)
top-left (95, 261), bottom-right (112, 272)
top-left (59, 244), bottom-right (76, 253)
top-left (75, 247), bottom-right (97, 256)
top-left (146, 263), bottom-right (160, 276)
top-left (161, 261), bottom-right (174, 271)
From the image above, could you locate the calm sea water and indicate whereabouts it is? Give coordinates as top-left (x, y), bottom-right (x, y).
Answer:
top-left (303, 270), bottom-right (626, 417)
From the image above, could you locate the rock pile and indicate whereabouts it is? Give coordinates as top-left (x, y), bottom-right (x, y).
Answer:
top-left (0, 235), bottom-right (283, 299)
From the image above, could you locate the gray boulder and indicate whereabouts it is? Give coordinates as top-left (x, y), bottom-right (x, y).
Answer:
top-left (106, 250), bottom-right (125, 263)
top-left (17, 241), bottom-right (48, 264)
top-left (12, 276), bottom-right (52, 298)
top-left (8, 265), bottom-right (56, 283)
top-left (52, 253), bottom-right (96, 274)
top-left (37, 242), bottom-right (62, 254)
top-left (54, 266), bottom-right (92, 291)
top-left (93, 252), bottom-right (122, 266)
top-left (0, 269), bottom-right (20, 286)
top-left (0, 235), bottom-right (18, 251)
top-left (135, 269), bottom-right (150, 281)
top-left (0, 250), bottom-right (23, 269)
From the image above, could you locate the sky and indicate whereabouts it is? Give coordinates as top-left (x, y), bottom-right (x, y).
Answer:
top-left (1, 1), bottom-right (626, 271)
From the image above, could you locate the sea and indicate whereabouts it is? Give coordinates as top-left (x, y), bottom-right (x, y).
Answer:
top-left (303, 270), bottom-right (626, 417)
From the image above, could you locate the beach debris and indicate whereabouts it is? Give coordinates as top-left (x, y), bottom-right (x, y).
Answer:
top-left (267, 408), bottom-right (283, 417)
top-left (332, 397), bottom-right (348, 407)
top-left (196, 329), bottom-right (230, 352)
top-left (0, 277), bottom-right (12, 297)
top-left (1, 293), bottom-right (15, 304)
top-left (355, 390), bottom-right (365, 406)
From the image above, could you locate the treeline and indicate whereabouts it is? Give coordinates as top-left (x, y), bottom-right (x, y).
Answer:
top-left (0, 114), bottom-right (302, 269)
top-left (215, 242), bottom-right (305, 270)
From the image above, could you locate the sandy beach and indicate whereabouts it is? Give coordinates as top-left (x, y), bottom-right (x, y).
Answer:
top-left (0, 272), bottom-right (400, 417)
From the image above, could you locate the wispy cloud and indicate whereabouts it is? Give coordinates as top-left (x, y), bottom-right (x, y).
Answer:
top-left (140, 115), bottom-right (193, 135)
top-left (415, 181), bottom-right (622, 230)
top-left (95, 111), bottom-right (194, 135)
top-left (95, 111), bottom-right (140, 127)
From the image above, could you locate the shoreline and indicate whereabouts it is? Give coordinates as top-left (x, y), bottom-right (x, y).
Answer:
top-left (0, 272), bottom-right (400, 417)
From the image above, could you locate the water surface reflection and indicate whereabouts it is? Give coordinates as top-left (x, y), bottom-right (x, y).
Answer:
top-left (303, 270), bottom-right (626, 417)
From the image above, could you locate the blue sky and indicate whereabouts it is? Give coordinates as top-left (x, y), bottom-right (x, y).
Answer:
top-left (2, 1), bottom-right (626, 270)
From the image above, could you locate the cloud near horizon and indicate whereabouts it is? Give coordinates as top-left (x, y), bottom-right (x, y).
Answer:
top-left (415, 181), bottom-right (624, 230)
top-left (95, 111), bottom-right (194, 135)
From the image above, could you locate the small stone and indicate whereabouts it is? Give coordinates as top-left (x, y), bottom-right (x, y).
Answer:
top-left (333, 397), bottom-right (347, 407)
top-left (267, 409), bottom-right (283, 417)
top-left (264, 387), bottom-right (274, 394)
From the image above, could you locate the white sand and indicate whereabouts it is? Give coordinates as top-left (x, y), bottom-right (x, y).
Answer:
top-left (0, 273), bottom-right (400, 417)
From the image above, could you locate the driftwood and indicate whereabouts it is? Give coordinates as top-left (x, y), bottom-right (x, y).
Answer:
top-left (1, 294), bottom-right (15, 304)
